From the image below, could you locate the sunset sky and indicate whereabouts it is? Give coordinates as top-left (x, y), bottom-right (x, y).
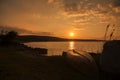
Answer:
top-left (0, 0), bottom-right (120, 39)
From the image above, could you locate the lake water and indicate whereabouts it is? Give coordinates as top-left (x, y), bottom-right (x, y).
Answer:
top-left (24, 41), bottom-right (104, 56)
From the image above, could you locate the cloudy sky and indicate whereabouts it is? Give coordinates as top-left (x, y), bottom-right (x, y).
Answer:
top-left (0, 0), bottom-right (120, 39)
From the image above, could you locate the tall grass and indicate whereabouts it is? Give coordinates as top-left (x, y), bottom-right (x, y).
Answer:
top-left (98, 24), bottom-right (117, 53)
top-left (104, 24), bottom-right (117, 41)
top-left (104, 24), bottom-right (110, 41)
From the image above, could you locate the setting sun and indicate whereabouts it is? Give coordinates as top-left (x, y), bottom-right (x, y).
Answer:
top-left (70, 32), bottom-right (74, 37)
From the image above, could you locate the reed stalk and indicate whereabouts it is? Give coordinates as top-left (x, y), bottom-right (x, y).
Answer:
top-left (104, 24), bottom-right (110, 41)
top-left (109, 24), bottom-right (116, 40)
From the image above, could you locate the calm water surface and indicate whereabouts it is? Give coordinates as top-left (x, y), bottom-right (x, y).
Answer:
top-left (24, 41), bottom-right (103, 56)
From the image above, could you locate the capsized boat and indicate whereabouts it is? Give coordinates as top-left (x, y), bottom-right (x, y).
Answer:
top-left (62, 50), bottom-right (99, 78)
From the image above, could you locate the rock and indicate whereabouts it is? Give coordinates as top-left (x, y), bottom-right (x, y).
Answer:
top-left (62, 50), bottom-right (99, 79)
top-left (100, 40), bottom-right (120, 74)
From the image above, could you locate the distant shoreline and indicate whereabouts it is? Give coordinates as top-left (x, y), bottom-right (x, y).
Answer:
top-left (23, 40), bottom-right (104, 43)
top-left (17, 35), bottom-right (104, 43)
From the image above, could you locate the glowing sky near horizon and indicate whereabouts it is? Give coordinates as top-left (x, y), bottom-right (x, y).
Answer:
top-left (0, 0), bottom-right (120, 39)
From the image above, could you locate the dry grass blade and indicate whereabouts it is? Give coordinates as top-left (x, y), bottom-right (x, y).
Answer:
top-left (104, 24), bottom-right (110, 41)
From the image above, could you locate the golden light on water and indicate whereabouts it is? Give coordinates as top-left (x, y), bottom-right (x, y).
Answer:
top-left (69, 41), bottom-right (74, 50)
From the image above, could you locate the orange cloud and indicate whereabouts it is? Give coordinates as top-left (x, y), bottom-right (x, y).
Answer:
top-left (109, 0), bottom-right (120, 12)
top-left (47, 0), bottom-right (54, 3)
top-left (61, 11), bottom-right (89, 17)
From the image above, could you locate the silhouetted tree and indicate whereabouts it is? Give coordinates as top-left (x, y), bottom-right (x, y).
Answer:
top-left (0, 30), bottom-right (18, 46)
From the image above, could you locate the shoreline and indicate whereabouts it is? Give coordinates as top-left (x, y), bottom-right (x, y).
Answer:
top-left (0, 44), bottom-right (92, 80)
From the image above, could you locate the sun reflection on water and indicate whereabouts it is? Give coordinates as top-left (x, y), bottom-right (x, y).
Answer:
top-left (69, 41), bottom-right (75, 50)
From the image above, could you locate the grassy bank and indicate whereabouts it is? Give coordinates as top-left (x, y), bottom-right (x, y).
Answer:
top-left (0, 46), bottom-right (91, 80)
